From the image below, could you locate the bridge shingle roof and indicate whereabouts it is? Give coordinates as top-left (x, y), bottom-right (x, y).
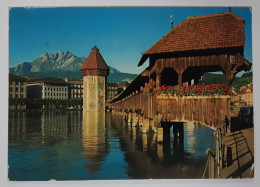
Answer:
top-left (138, 12), bottom-right (245, 66)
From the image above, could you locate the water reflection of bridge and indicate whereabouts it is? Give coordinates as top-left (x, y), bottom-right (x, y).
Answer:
top-left (108, 112), bottom-right (209, 179)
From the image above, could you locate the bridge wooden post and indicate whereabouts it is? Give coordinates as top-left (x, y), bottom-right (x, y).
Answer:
top-left (178, 72), bottom-right (183, 87)
top-left (156, 71), bottom-right (161, 90)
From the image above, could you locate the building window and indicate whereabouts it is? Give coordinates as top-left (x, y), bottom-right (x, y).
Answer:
top-left (21, 88), bottom-right (24, 92)
top-left (15, 88), bottom-right (18, 92)
top-left (21, 94), bottom-right (24, 98)
top-left (10, 87), bottom-right (12, 92)
top-left (15, 94), bottom-right (18, 98)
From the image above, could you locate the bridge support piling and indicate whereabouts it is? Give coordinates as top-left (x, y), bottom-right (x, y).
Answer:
top-left (157, 123), bottom-right (172, 144)
top-left (138, 114), bottom-right (143, 127)
top-left (157, 128), bottom-right (163, 143)
top-left (163, 125), bottom-right (171, 144)
top-left (157, 143), bottom-right (164, 160)
top-left (150, 120), bottom-right (157, 133)
top-left (123, 112), bottom-right (127, 120)
top-left (142, 118), bottom-right (149, 134)
top-left (132, 112), bottom-right (138, 127)
top-left (128, 112), bottom-right (132, 126)
top-left (142, 133), bottom-right (148, 151)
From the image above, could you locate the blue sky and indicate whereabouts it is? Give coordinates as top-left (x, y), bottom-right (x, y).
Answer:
top-left (9, 7), bottom-right (252, 74)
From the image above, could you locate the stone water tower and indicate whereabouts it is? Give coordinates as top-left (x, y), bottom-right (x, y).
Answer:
top-left (80, 46), bottom-right (110, 111)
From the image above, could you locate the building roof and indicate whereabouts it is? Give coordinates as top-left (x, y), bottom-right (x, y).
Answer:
top-left (27, 77), bottom-right (68, 85)
top-left (138, 12), bottom-right (245, 66)
top-left (65, 78), bottom-right (83, 85)
top-left (80, 46), bottom-right (110, 72)
top-left (9, 73), bottom-right (27, 81)
top-left (241, 86), bottom-right (253, 94)
top-left (117, 81), bottom-right (131, 88)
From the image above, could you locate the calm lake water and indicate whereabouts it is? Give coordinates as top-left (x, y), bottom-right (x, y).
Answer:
top-left (8, 110), bottom-right (214, 181)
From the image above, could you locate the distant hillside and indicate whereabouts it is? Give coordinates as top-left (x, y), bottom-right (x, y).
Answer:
top-left (9, 51), bottom-right (137, 82)
top-left (200, 72), bottom-right (253, 89)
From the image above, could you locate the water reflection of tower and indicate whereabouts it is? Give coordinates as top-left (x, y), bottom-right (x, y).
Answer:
top-left (82, 111), bottom-right (108, 173)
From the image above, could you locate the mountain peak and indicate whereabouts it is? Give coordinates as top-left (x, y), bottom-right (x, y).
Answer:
top-left (40, 50), bottom-right (75, 58)
top-left (9, 50), bottom-right (137, 82)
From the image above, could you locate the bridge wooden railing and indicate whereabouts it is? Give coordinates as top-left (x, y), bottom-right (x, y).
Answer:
top-left (112, 93), bottom-right (231, 129)
top-left (156, 95), bottom-right (231, 129)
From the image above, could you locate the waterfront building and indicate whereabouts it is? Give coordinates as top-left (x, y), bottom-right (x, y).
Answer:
top-left (240, 83), bottom-right (253, 106)
top-left (27, 77), bottom-right (69, 99)
top-left (9, 74), bottom-right (27, 99)
top-left (64, 78), bottom-right (83, 99)
top-left (117, 81), bottom-right (131, 94)
top-left (80, 46), bottom-right (110, 111)
top-left (106, 82), bottom-right (119, 100)
top-left (9, 74), bottom-right (27, 109)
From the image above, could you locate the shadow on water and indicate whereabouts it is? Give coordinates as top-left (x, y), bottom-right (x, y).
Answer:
top-left (108, 113), bottom-right (213, 179)
top-left (8, 110), bottom-right (214, 180)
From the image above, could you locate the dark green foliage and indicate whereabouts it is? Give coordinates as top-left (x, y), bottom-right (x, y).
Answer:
top-left (232, 76), bottom-right (253, 90)
top-left (200, 73), bottom-right (227, 85)
top-left (199, 72), bottom-right (253, 90)
top-left (25, 71), bottom-right (138, 82)
top-left (29, 71), bottom-right (83, 79)
top-left (107, 72), bottom-right (138, 82)
top-left (241, 72), bottom-right (253, 79)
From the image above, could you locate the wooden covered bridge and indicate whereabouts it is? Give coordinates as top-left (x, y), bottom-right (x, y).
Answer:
top-left (110, 12), bottom-right (251, 142)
